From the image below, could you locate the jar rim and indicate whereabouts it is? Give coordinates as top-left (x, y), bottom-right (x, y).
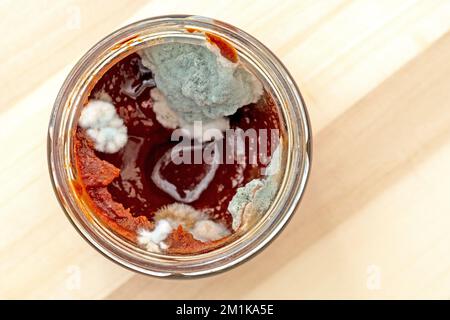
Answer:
top-left (48, 15), bottom-right (312, 277)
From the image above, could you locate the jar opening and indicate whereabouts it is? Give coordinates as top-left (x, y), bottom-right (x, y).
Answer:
top-left (48, 15), bottom-right (311, 277)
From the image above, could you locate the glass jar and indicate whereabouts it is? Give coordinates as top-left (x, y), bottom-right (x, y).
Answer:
top-left (48, 15), bottom-right (312, 277)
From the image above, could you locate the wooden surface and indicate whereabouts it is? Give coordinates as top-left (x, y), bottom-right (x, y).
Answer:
top-left (1, 0), bottom-right (450, 299)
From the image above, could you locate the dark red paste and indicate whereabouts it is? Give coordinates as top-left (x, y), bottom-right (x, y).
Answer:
top-left (74, 50), bottom-right (281, 254)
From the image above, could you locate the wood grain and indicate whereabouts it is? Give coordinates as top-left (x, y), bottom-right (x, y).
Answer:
top-left (1, 0), bottom-right (450, 299)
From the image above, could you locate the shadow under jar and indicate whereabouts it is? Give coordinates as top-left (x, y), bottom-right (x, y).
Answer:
top-left (48, 15), bottom-right (312, 277)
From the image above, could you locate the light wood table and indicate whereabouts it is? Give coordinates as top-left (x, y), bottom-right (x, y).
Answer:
top-left (1, 0), bottom-right (450, 299)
